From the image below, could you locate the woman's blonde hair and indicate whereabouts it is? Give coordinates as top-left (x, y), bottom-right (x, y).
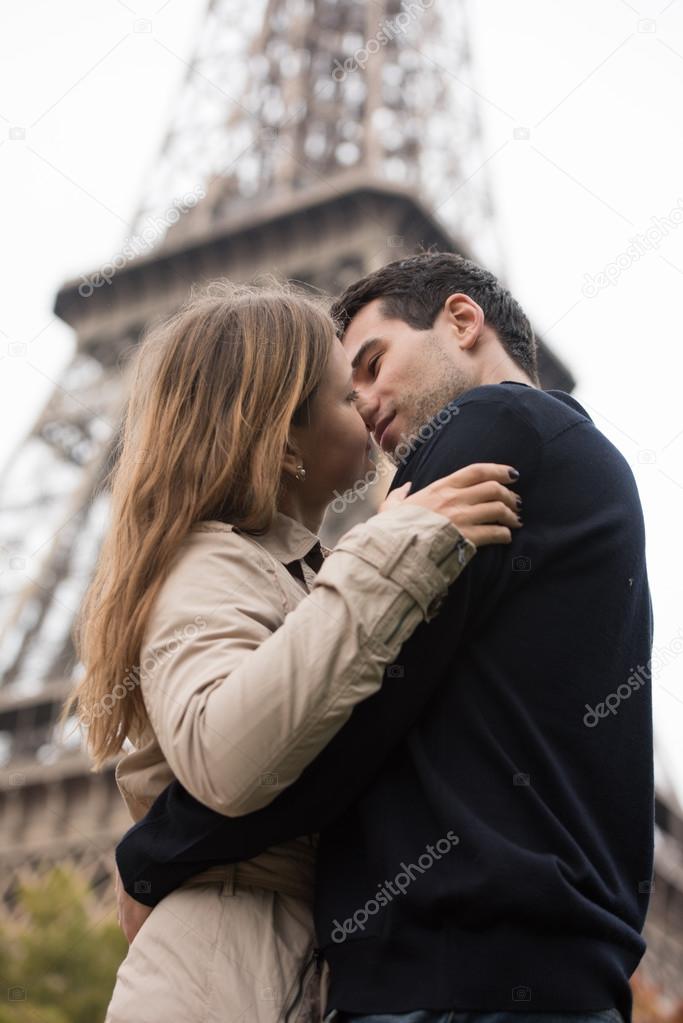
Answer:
top-left (61, 278), bottom-right (335, 768)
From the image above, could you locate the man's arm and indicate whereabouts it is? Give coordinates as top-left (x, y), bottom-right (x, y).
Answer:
top-left (117, 396), bottom-right (541, 907)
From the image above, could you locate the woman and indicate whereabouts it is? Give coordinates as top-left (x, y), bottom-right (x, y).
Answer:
top-left (64, 279), bottom-right (521, 1022)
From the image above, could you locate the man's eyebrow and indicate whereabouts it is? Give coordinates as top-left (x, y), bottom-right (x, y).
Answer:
top-left (350, 337), bottom-right (383, 371)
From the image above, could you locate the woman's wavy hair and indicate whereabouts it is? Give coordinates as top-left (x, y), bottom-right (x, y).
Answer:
top-left (61, 278), bottom-right (334, 768)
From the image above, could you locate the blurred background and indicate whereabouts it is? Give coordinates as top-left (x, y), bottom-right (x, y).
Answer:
top-left (0, 0), bottom-right (681, 1018)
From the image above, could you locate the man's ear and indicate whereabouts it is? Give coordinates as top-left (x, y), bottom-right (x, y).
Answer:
top-left (444, 293), bottom-right (484, 351)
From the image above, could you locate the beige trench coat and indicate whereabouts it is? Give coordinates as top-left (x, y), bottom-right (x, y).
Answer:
top-left (105, 501), bottom-right (476, 1023)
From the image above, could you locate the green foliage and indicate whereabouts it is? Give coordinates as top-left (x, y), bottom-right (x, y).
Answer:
top-left (0, 866), bottom-right (127, 1023)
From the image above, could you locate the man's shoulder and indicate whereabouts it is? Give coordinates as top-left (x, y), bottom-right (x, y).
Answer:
top-left (443, 383), bottom-right (632, 490)
top-left (393, 383), bottom-right (595, 487)
top-left (422, 383), bottom-right (593, 453)
top-left (454, 382), bottom-right (593, 439)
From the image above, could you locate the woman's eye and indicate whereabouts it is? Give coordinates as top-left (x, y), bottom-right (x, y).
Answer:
top-left (347, 389), bottom-right (360, 403)
top-left (368, 355), bottom-right (381, 377)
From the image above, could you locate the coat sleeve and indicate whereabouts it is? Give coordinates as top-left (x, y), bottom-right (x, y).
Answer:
top-left (130, 501), bottom-right (475, 817)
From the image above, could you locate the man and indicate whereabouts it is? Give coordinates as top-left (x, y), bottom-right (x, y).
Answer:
top-left (115, 252), bottom-right (654, 1023)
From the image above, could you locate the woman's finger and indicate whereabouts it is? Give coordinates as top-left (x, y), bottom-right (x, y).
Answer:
top-left (450, 480), bottom-right (520, 510)
top-left (439, 463), bottom-right (519, 488)
top-left (461, 501), bottom-right (521, 528)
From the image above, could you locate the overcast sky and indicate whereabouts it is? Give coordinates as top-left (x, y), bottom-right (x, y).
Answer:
top-left (1, 0), bottom-right (682, 802)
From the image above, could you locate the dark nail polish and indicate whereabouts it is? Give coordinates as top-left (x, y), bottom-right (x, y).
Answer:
top-left (509, 469), bottom-right (520, 480)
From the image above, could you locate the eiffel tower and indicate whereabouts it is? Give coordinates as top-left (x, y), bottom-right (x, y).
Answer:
top-left (1, 0), bottom-right (580, 912)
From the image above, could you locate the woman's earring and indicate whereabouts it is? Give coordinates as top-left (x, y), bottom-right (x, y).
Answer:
top-left (295, 464), bottom-right (306, 481)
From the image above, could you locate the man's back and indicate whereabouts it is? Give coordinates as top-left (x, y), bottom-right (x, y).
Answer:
top-left (316, 383), bottom-right (654, 1020)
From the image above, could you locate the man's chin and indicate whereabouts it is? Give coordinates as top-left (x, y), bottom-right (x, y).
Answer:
top-left (377, 415), bottom-right (402, 459)
top-left (386, 413), bottom-right (428, 465)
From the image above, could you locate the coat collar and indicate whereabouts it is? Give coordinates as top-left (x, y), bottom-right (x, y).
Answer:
top-left (248, 511), bottom-right (327, 565)
top-left (197, 511), bottom-right (331, 565)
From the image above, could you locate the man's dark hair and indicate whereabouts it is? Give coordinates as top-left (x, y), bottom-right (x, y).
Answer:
top-left (330, 251), bottom-right (538, 381)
